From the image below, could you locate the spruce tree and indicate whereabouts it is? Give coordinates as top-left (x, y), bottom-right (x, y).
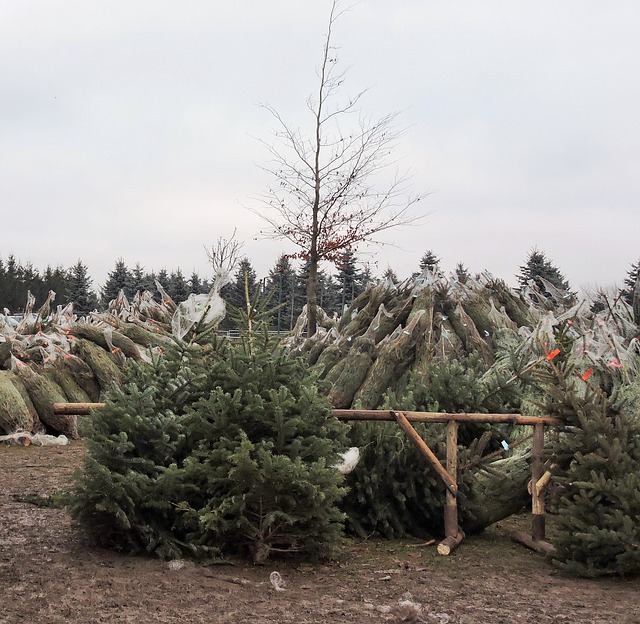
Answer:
top-left (621, 259), bottom-right (640, 318)
top-left (517, 248), bottom-right (571, 295)
top-left (42, 265), bottom-right (70, 305)
top-left (21, 262), bottom-right (45, 303)
top-left (69, 327), bottom-right (348, 563)
top-left (67, 260), bottom-right (98, 315)
top-left (265, 254), bottom-right (296, 332)
top-left (189, 270), bottom-right (209, 295)
top-left (455, 262), bottom-right (471, 284)
top-left (382, 266), bottom-right (398, 282)
top-left (130, 263), bottom-right (155, 295)
top-left (154, 268), bottom-right (170, 302)
top-left (0, 258), bottom-right (6, 310)
top-left (2, 255), bottom-right (22, 311)
top-left (343, 352), bottom-right (526, 538)
top-left (318, 272), bottom-right (341, 318)
top-left (169, 268), bottom-right (189, 303)
top-left (223, 258), bottom-right (258, 309)
top-left (336, 250), bottom-right (366, 311)
top-left (102, 258), bottom-right (135, 304)
top-left (534, 340), bottom-right (640, 577)
top-left (419, 250), bottom-right (440, 273)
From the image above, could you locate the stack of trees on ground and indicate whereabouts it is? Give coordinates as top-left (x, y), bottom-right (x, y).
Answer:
top-left (289, 267), bottom-right (639, 576)
top-left (2, 263), bottom-right (639, 576)
top-left (0, 287), bottom-right (176, 440)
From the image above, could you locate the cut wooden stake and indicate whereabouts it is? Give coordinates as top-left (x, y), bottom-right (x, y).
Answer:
top-left (535, 470), bottom-right (552, 497)
top-left (54, 402), bottom-right (105, 415)
top-left (391, 411), bottom-right (457, 496)
top-left (437, 531), bottom-right (465, 556)
top-left (512, 531), bottom-right (556, 554)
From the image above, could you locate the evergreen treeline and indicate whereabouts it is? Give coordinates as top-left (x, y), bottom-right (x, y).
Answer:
top-left (0, 251), bottom-right (371, 330)
top-left (0, 256), bottom-right (98, 315)
top-left (2, 250), bottom-right (638, 329)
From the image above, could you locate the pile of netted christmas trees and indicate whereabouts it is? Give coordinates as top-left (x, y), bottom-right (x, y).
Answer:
top-left (2, 266), bottom-right (639, 576)
top-left (0, 284), bottom-right (212, 440)
top-left (289, 269), bottom-right (640, 576)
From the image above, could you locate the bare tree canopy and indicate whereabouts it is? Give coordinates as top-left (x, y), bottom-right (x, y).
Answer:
top-left (254, 0), bottom-right (425, 336)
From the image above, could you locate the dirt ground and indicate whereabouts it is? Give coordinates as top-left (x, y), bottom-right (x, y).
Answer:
top-left (1, 443), bottom-right (638, 624)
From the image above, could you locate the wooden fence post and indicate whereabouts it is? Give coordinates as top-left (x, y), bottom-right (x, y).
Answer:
top-left (437, 419), bottom-right (465, 555)
top-left (531, 422), bottom-right (545, 541)
top-left (512, 421), bottom-right (555, 554)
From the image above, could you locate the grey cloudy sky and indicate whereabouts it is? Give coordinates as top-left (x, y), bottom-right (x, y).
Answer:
top-left (2, 1), bottom-right (639, 293)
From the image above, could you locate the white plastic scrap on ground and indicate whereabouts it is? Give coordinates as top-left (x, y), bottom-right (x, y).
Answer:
top-left (269, 571), bottom-right (286, 592)
top-left (0, 431), bottom-right (68, 446)
top-left (364, 592), bottom-right (451, 623)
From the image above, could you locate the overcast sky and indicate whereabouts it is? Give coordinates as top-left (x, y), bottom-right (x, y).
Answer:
top-left (2, 1), bottom-right (639, 294)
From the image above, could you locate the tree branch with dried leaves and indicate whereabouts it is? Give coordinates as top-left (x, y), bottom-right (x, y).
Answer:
top-left (252, 0), bottom-right (425, 336)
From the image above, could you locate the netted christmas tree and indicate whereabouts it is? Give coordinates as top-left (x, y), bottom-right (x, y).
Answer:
top-left (69, 326), bottom-right (348, 563)
top-left (533, 343), bottom-right (640, 577)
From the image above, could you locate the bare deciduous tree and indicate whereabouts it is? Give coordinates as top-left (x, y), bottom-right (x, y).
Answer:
top-left (254, 0), bottom-right (424, 336)
top-left (205, 231), bottom-right (243, 290)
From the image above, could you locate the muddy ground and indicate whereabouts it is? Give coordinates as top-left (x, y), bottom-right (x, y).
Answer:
top-left (1, 442), bottom-right (638, 624)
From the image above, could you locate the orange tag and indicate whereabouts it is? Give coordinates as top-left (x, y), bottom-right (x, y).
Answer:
top-left (546, 348), bottom-right (560, 361)
top-left (581, 368), bottom-right (593, 381)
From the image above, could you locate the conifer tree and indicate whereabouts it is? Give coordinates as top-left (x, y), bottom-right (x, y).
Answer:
top-left (20, 262), bottom-right (45, 303)
top-left (343, 353), bottom-right (527, 538)
top-left (318, 272), bottom-right (341, 318)
top-left (224, 259), bottom-right (258, 309)
top-left (266, 254), bottom-right (297, 332)
top-left (67, 260), bottom-right (98, 315)
top-left (382, 266), bottom-right (398, 283)
top-left (517, 248), bottom-right (571, 295)
top-left (455, 262), bottom-right (470, 284)
top-left (533, 336), bottom-right (640, 577)
top-left (0, 258), bottom-right (7, 310)
top-left (42, 265), bottom-right (70, 305)
top-left (130, 263), bottom-right (155, 295)
top-left (154, 268), bottom-right (169, 302)
top-left (336, 250), bottom-right (366, 311)
top-left (2, 255), bottom-right (22, 311)
top-left (169, 268), bottom-right (189, 303)
top-left (621, 258), bottom-right (640, 317)
top-left (189, 270), bottom-right (210, 295)
top-left (102, 258), bottom-right (135, 304)
top-left (419, 249), bottom-right (440, 273)
top-left (68, 325), bottom-right (348, 563)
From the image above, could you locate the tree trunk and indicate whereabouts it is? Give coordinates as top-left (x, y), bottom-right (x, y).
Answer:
top-left (307, 254), bottom-right (319, 338)
top-left (461, 450), bottom-right (532, 533)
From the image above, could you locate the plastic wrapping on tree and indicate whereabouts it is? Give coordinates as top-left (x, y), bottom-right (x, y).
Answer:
top-left (171, 292), bottom-right (226, 340)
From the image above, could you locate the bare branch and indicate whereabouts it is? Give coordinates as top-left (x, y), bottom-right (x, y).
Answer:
top-left (205, 231), bottom-right (243, 283)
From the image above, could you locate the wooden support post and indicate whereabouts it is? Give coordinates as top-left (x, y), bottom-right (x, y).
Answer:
top-left (54, 402), bottom-right (105, 415)
top-left (391, 411), bottom-right (457, 496)
top-left (438, 419), bottom-right (464, 556)
top-left (531, 422), bottom-right (545, 542)
top-left (511, 531), bottom-right (556, 555)
top-left (444, 420), bottom-right (459, 539)
top-left (535, 470), bottom-right (552, 498)
top-left (513, 421), bottom-right (555, 554)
